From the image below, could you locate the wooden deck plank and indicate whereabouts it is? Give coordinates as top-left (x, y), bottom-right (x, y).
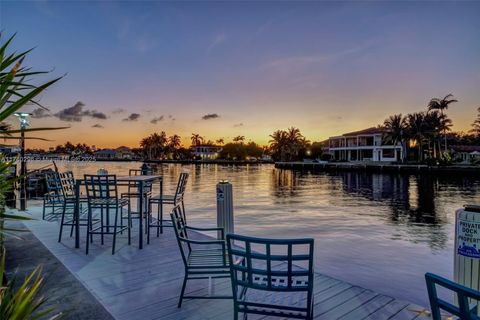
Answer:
top-left (319, 289), bottom-right (379, 319)
top-left (12, 205), bottom-right (427, 320)
top-left (388, 303), bottom-right (429, 320)
top-left (314, 286), bottom-right (365, 317)
top-left (339, 294), bottom-right (394, 320)
top-left (364, 299), bottom-right (410, 320)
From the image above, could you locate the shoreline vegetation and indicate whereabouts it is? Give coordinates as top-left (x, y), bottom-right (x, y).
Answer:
top-left (23, 94), bottom-right (480, 168)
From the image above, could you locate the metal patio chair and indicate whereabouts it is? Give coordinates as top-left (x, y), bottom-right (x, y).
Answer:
top-left (57, 171), bottom-right (90, 242)
top-left (149, 172), bottom-right (188, 237)
top-left (170, 205), bottom-right (231, 308)
top-left (425, 272), bottom-right (480, 320)
top-left (121, 169), bottom-right (152, 221)
top-left (84, 174), bottom-right (131, 255)
top-left (226, 234), bottom-right (315, 320)
top-left (43, 171), bottom-right (63, 220)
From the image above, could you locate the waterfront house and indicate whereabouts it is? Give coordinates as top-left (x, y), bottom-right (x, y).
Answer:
top-left (450, 145), bottom-right (480, 164)
top-left (94, 148), bottom-right (116, 160)
top-left (0, 144), bottom-right (20, 156)
top-left (328, 127), bottom-right (402, 162)
top-left (192, 144), bottom-right (222, 160)
top-left (115, 146), bottom-right (133, 159)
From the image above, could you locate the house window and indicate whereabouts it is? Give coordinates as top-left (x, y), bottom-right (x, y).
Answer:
top-left (382, 149), bottom-right (395, 158)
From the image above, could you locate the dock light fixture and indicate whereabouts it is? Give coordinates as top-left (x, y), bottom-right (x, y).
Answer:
top-left (14, 112), bottom-right (31, 211)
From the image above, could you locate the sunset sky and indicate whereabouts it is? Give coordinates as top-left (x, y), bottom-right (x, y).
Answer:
top-left (1, 1), bottom-right (479, 149)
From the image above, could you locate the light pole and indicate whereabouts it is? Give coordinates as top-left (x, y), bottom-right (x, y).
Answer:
top-left (14, 112), bottom-right (31, 211)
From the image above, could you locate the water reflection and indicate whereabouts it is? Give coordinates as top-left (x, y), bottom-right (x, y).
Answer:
top-left (271, 169), bottom-right (480, 248)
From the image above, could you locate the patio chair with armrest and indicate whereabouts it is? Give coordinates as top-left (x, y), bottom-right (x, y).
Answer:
top-left (170, 205), bottom-right (232, 308)
top-left (425, 272), bottom-right (480, 320)
top-left (226, 234), bottom-right (315, 320)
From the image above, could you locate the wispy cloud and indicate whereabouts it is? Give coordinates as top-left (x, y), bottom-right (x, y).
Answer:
top-left (37, 102), bottom-right (108, 122)
top-left (92, 124), bottom-right (104, 128)
top-left (31, 108), bottom-right (51, 119)
top-left (111, 11), bottom-right (156, 53)
top-left (207, 33), bottom-right (226, 53)
top-left (233, 123), bottom-right (243, 128)
top-left (123, 113), bottom-right (141, 121)
top-left (263, 39), bottom-right (378, 72)
top-left (112, 108), bottom-right (126, 114)
top-left (150, 116), bottom-right (164, 124)
top-left (202, 113), bottom-right (220, 120)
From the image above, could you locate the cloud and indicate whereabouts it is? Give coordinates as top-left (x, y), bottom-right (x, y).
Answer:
top-left (263, 39), bottom-right (377, 72)
top-left (31, 108), bottom-right (51, 119)
top-left (92, 124), bottom-right (104, 128)
top-left (233, 123), bottom-right (244, 128)
top-left (202, 113), bottom-right (220, 120)
top-left (112, 108), bottom-right (126, 114)
top-left (150, 116), bottom-right (164, 124)
top-left (54, 102), bottom-right (107, 122)
top-left (123, 113), bottom-right (141, 121)
top-left (207, 33), bottom-right (226, 53)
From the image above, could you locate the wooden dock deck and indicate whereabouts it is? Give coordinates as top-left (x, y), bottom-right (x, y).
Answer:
top-left (11, 206), bottom-right (430, 320)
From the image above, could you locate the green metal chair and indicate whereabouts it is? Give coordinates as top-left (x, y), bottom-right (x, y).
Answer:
top-left (226, 234), bottom-right (315, 320)
top-left (84, 174), bottom-right (131, 255)
top-left (170, 205), bottom-right (231, 308)
top-left (425, 272), bottom-right (480, 320)
top-left (149, 172), bottom-right (188, 237)
top-left (121, 168), bottom-right (152, 224)
top-left (43, 171), bottom-right (63, 220)
top-left (58, 171), bottom-right (90, 242)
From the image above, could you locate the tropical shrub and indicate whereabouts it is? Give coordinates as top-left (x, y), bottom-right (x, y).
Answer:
top-left (0, 32), bottom-right (64, 319)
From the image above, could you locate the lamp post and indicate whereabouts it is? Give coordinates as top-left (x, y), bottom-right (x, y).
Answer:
top-left (14, 112), bottom-right (31, 211)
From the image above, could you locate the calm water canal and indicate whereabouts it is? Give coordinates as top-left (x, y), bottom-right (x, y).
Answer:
top-left (29, 161), bottom-right (480, 305)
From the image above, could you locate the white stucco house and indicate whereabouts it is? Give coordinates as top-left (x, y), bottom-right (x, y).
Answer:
top-left (328, 127), bottom-right (402, 162)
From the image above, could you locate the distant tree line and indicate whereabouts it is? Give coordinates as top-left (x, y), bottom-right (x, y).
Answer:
top-left (24, 94), bottom-right (480, 164)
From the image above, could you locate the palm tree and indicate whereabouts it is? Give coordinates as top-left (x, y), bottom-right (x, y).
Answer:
top-left (470, 107), bottom-right (480, 137)
top-left (215, 138), bottom-right (224, 145)
top-left (383, 114), bottom-right (407, 162)
top-left (168, 134), bottom-right (181, 159)
top-left (140, 136), bottom-right (153, 159)
top-left (427, 94), bottom-right (457, 152)
top-left (232, 135), bottom-right (245, 144)
top-left (406, 112), bottom-right (427, 161)
top-left (169, 134), bottom-right (181, 149)
top-left (286, 127), bottom-right (308, 160)
top-left (190, 133), bottom-right (203, 146)
top-left (269, 130), bottom-right (288, 161)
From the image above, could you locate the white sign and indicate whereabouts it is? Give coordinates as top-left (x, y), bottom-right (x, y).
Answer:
top-left (457, 218), bottom-right (480, 259)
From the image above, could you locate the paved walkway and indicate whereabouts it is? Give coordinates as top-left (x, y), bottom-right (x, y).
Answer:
top-left (4, 221), bottom-right (114, 320)
top-left (8, 205), bottom-right (430, 320)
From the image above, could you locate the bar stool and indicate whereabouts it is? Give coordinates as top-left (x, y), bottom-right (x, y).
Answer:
top-left (148, 172), bottom-right (188, 238)
top-left (58, 171), bottom-right (90, 243)
top-left (43, 171), bottom-right (63, 220)
top-left (121, 169), bottom-right (152, 229)
top-left (84, 174), bottom-right (131, 255)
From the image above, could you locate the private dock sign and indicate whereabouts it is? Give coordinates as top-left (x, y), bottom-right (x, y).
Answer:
top-left (457, 218), bottom-right (480, 259)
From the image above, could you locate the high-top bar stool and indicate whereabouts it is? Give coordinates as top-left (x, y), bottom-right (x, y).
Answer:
top-left (148, 172), bottom-right (188, 238)
top-left (43, 171), bottom-right (63, 220)
top-left (58, 171), bottom-right (90, 242)
top-left (121, 169), bottom-right (152, 229)
top-left (84, 174), bottom-right (131, 255)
